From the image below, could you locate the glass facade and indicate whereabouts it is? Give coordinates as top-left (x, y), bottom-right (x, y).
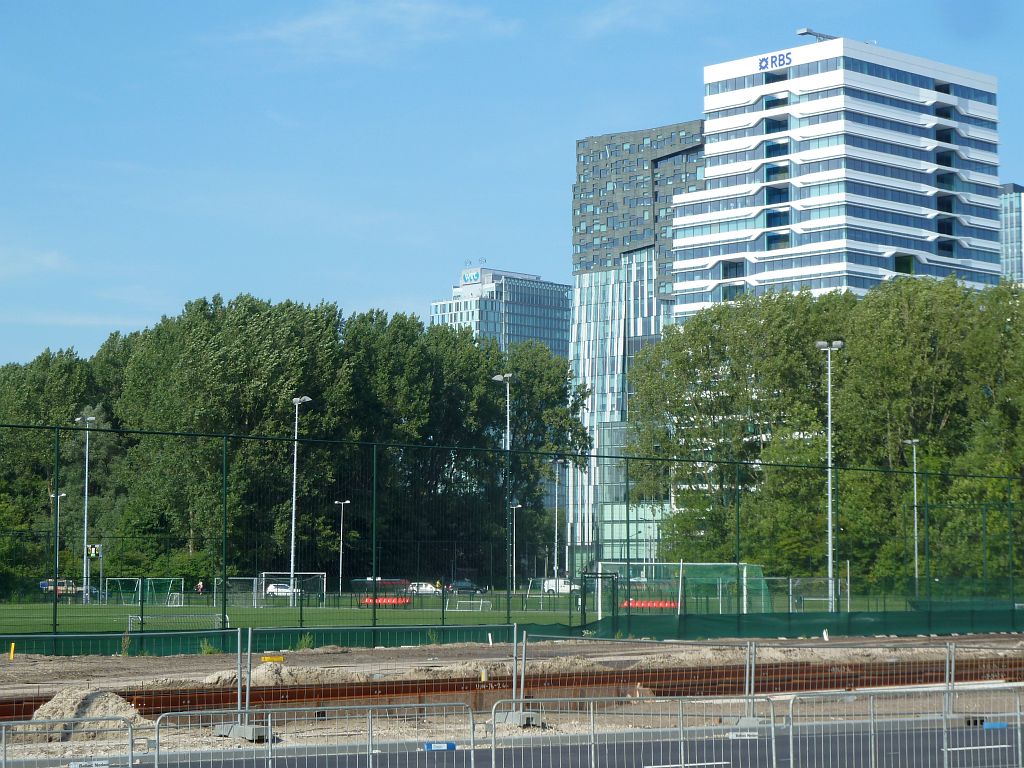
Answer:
top-left (569, 122), bottom-right (706, 572)
top-left (673, 37), bottom-right (1001, 320)
top-left (429, 268), bottom-right (570, 359)
top-left (1001, 184), bottom-right (1024, 283)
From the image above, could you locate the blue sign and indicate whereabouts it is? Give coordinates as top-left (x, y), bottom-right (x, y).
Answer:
top-left (424, 742), bottom-right (457, 751)
top-left (758, 51), bottom-right (792, 71)
top-left (461, 269), bottom-right (481, 284)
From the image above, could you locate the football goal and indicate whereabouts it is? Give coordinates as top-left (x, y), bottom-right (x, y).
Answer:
top-left (146, 578), bottom-right (185, 606)
top-left (445, 598), bottom-right (492, 612)
top-left (105, 578), bottom-right (141, 605)
top-left (127, 613), bottom-right (230, 633)
top-left (258, 572), bottom-right (327, 600)
top-left (213, 577), bottom-right (259, 607)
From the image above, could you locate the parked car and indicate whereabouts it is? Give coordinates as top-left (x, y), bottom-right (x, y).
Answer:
top-left (408, 582), bottom-right (441, 595)
top-left (265, 583), bottom-right (301, 597)
top-left (446, 579), bottom-right (485, 595)
top-left (542, 578), bottom-right (580, 595)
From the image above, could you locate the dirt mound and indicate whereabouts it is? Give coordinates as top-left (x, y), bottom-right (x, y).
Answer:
top-left (629, 647), bottom-right (748, 669)
top-left (203, 669), bottom-right (238, 687)
top-left (24, 688), bottom-right (148, 742)
top-left (250, 662), bottom-right (368, 686)
top-left (528, 655), bottom-right (611, 674)
top-left (397, 661), bottom-right (510, 680)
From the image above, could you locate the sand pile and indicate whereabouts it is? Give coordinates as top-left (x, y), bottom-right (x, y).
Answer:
top-left (398, 661), bottom-right (510, 680)
top-left (528, 655), bottom-right (611, 674)
top-left (628, 648), bottom-right (748, 669)
top-left (250, 662), bottom-right (369, 686)
top-left (203, 669), bottom-right (238, 687)
top-left (23, 688), bottom-right (148, 742)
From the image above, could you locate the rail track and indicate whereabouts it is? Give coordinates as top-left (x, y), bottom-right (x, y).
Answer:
top-left (2, 655), bottom-right (1022, 722)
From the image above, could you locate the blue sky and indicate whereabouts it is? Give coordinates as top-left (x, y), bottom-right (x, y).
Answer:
top-left (1, 1), bottom-right (1021, 364)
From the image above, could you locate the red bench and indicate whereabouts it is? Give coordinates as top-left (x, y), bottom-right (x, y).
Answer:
top-left (620, 599), bottom-right (679, 609)
top-left (360, 596), bottom-right (412, 606)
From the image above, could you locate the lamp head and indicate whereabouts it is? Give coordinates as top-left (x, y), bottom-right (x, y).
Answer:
top-left (334, 499), bottom-right (351, 506)
top-left (815, 340), bottom-right (844, 351)
top-left (74, 416), bottom-right (96, 424)
top-left (491, 373), bottom-right (511, 383)
top-left (292, 395), bottom-right (312, 406)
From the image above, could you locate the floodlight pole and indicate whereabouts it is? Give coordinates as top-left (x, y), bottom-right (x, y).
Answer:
top-left (289, 395), bottom-right (312, 608)
top-left (335, 500), bottom-right (351, 595)
top-left (816, 340), bottom-right (844, 612)
top-left (903, 439), bottom-right (920, 596)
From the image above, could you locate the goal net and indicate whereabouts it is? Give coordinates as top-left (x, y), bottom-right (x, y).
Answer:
top-left (145, 578), bottom-right (185, 606)
top-left (214, 577), bottom-right (259, 607)
top-left (105, 578), bottom-right (141, 605)
top-left (127, 613), bottom-right (229, 633)
top-left (445, 598), bottom-right (492, 612)
top-left (258, 572), bottom-right (327, 599)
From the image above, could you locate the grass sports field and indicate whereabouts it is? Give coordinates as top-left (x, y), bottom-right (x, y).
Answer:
top-left (0, 588), bottom-right (922, 636)
top-left (0, 593), bottom-right (588, 635)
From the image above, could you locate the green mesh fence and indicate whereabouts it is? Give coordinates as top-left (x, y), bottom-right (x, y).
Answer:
top-left (1, 423), bottom-right (1021, 641)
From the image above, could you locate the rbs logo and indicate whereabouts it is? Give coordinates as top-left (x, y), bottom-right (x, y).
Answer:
top-left (758, 51), bottom-right (792, 71)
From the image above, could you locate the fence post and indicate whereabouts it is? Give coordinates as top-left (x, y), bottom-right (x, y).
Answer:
top-left (625, 456), bottom-right (631, 638)
top-left (235, 627), bottom-right (242, 720)
top-left (1008, 476), bottom-right (1015, 617)
top-left (1014, 692), bottom-right (1022, 768)
top-left (52, 426), bottom-right (60, 637)
top-left (367, 709), bottom-right (375, 768)
top-left (868, 695), bottom-right (877, 768)
top-left (221, 435), bottom-right (229, 640)
top-left (735, 461), bottom-right (741, 634)
top-left (677, 699), bottom-right (684, 767)
top-left (371, 443), bottom-right (378, 636)
top-left (589, 700), bottom-right (597, 768)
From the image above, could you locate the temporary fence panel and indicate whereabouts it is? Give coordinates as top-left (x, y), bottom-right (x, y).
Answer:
top-left (0, 716), bottom-right (136, 767)
top-left (154, 703), bottom-right (475, 767)
top-left (489, 696), bottom-right (777, 768)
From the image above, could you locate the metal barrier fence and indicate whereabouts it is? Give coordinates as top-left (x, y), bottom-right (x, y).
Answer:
top-left (3, 687), bottom-right (1023, 766)
top-left (154, 703), bottom-right (476, 767)
top-left (528, 635), bottom-right (1024, 700)
top-left (0, 716), bottom-right (136, 768)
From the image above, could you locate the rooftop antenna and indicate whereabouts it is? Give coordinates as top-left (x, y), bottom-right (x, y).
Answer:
top-left (796, 27), bottom-right (838, 42)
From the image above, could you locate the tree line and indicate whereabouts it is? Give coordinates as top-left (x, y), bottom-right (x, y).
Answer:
top-left (628, 278), bottom-right (1024, 589)
top-left (0, 295), bottom-right (590, 592)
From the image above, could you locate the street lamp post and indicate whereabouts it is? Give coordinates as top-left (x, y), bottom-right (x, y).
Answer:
top-left (553, 458), bottom-right (564, 579)
top-left (75, 415), bottom-right (96, 603)
top-left (902, 439), bottom-right (920, 596)
top-left (334, 500), bottom-right (351, 595)
top-left (510, 503), bottom-right (522, 589)
top-left (815, 340), bottom-right (844, 613)
top-left (50, 493), bottom-right (67, 578)
top-left (289, 395), bottom-right (312, 607)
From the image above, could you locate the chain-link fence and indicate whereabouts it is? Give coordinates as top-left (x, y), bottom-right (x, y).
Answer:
top-left (1, 423), bottom-right (1021, 635)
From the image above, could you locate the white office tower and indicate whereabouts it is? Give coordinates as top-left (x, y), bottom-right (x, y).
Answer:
top-left (671, 38), bottom-right (1001, 317)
